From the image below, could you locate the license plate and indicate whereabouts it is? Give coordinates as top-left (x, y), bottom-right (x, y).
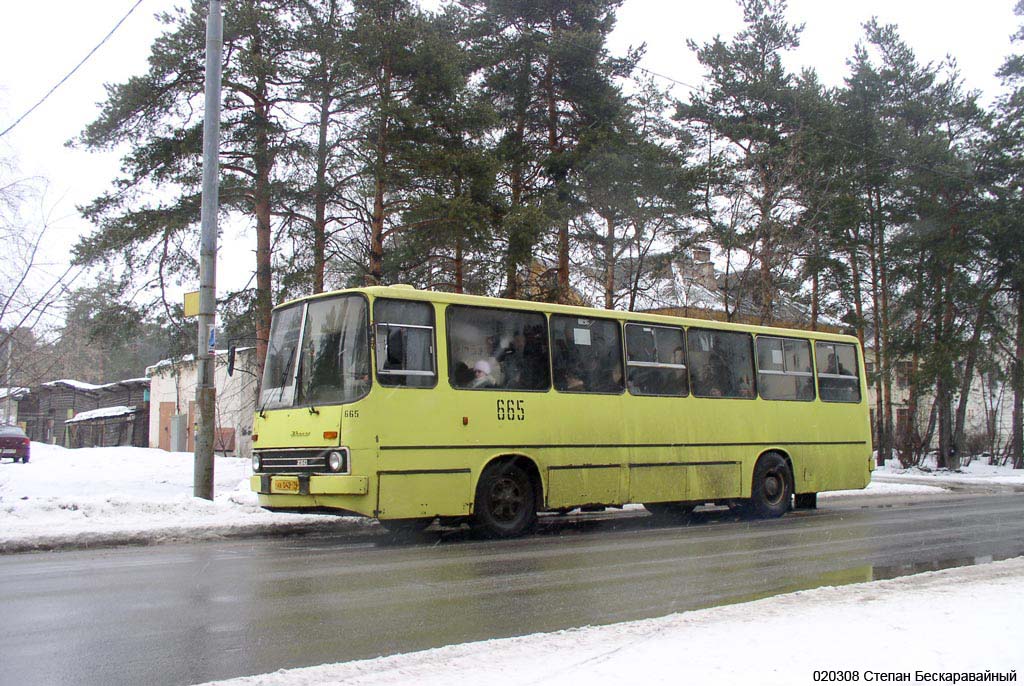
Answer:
top-left (270, 477), bottom-right (300, 494)
top-left (1, 449), bottom-right (13, 455)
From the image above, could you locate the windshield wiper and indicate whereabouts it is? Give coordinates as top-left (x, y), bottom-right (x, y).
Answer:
top-left (259, 345), bottom-right (296, 418)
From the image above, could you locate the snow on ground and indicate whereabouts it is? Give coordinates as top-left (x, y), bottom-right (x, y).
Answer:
top-left (873, 455), bottom-right (1024, 488)
top-left (202, 557), bottom-right (1024, 686)
top-left (1, 443), bottom-right (1021, 553)
top-left (0, 443), bottom-right (365, 552)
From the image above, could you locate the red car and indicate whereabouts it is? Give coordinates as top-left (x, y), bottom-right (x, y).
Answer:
top-left (0, 425), bottom-right (30, 463)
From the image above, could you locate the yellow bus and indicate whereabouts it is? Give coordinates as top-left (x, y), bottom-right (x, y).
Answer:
top-left (247, 285), bottom-right (872, 537)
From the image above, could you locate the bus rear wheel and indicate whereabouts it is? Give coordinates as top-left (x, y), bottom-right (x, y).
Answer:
top-left (473, 462), bottom-right (537, 538)
top-left (744, 453), bottom-right (792, 519)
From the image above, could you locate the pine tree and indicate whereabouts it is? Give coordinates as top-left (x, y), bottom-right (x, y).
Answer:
top-left (73, 0), bottom-right (295, 373)
top-left (675, 0), bottom-right (807, 324)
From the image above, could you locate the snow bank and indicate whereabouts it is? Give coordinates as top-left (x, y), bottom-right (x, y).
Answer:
top-left (0, 442), bottom-right (365, 552)
top-left (201, 557), bottom-right (1024, 686)
top-left (874, 457), bottom-right (1024, 488)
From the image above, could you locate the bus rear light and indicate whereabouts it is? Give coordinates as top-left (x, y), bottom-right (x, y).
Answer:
top-left (251, 434), bottom-right (258, 443)
top-left (324, 431), bottom-right (338, 440)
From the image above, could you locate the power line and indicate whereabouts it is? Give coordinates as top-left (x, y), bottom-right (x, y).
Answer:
top-left (0, 0), bottom-right (146, 140)
top-left (635, 66), bottom-right (700, 93)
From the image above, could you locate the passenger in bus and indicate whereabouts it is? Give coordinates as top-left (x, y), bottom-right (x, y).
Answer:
top-left (452, 360), bottom-right (474, 387)
top-left (662, 346), bottom-right (688, 395)
top-left (697, 351), bottom-right (730, 397)
top-left (499, 331), bottom-right (528, 388)
top-left (471, 360), bottom-right (496, 388)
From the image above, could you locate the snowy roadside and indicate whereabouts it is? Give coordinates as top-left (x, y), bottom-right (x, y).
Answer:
top-left (0, 443), bottom-right (372, 553)
top-left (872, 457), bottom-right (1024, 491)
top-left (1, 443), bottom-right (1021, 553)
top-left (201, 557), bottom-right (1024, 686)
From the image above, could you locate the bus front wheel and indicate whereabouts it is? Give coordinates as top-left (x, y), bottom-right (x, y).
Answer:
top-left (473, 462), bottom-right (537, 538)
top-left (744, 453), bottom-right (793, 519)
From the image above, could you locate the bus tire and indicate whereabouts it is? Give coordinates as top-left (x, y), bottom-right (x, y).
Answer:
top-left (473, 462), bottom-right (537, 538)
top-left (744, 453), bottom-right (792, 519)
top-left (644, 502), bottom-right (695, 521)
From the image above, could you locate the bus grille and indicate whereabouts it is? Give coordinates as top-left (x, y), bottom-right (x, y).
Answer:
top-left (254, 449), bottom-right (334, 474)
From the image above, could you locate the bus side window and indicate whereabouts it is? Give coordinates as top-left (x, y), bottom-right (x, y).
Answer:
top-left (374, 299), bottom-right (436, 388)
top-left (756, 336), bottom-right (814, 401)
top-left (446, 306), bottom-right (550, 391)
top-left (624, 323), bottom-right (688, 397)
top-left (551, 315), bottom-right (624, 394)
top-left (816, 341), bottom-right (861, 402)
top-left (687, 328), bottom-right (756, 399)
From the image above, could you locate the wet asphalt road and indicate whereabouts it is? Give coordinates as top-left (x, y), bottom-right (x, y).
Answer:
top-left (1, 492), bottom-right (1023, 686)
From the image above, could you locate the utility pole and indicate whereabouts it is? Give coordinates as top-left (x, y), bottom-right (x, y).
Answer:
top-left (194, 0), bottom-right (223, 500)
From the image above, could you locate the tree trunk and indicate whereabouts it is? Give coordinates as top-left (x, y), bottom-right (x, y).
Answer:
top-left (503, 112), bottom-right (527, 300)
top-left (454, 240), bottom-right (464, 294)
top-left (810, 225), bottom-right (820, 331)
top-left (953, 284), bottom-right (999, 458)
top-left (877, 189), bottom-right (894, 466)
top-left (1012, 287), bottom-right (1024, 469)
top-left (312, 84), bottom-right (330, 294)
top-left (253, 68), bottom-right (273, 378)
top-left (367, 55), bottom-right (392, 286)
top-left (604, 214), bottom-right (615, 309)
top-left (867, 192), bottom-right (886, 464)
top-left (544, 38), bottom-right (570, 303)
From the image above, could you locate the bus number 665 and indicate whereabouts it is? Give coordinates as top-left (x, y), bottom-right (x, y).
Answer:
top-left (496, 399), bottom-right (525, 422)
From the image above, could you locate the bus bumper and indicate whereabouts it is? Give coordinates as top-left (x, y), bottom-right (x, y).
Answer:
top-left (250, 474), bottom-right (369, 496)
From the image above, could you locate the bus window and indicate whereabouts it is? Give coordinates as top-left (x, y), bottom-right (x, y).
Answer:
top-left (374, 299), bottom-right (436, 388)
top-left (297, 296), bottom-right (370, 405)
top-left (624, 324), bottom-right (688, 397)
top-left (756, 336), bottom-right (814, 401)
top-left (816, 341), bottom-right (861, 402)
top-left (551, 316), bottom-right (624, 394)
top-left (447, 306), bottom-right (550, 391)
top-left (687, 328), bottom-right (755, 399)
top-left (259, 303), bottom-right (304, 410)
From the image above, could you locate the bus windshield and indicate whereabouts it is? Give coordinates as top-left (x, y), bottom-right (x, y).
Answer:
top-left (259, 295), bottom-right (370, 410)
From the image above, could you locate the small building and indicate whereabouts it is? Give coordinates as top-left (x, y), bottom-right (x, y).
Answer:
top-left (19, 379), bottom-right (104, 445)
top-left (1, 387), bottom-right (30, 426)
top-left (146, 348), bottom-right (257, 458)
top-left (16, 378), bottom-right (150, 448)
top-left (63, 379), bottom-right (150, 449)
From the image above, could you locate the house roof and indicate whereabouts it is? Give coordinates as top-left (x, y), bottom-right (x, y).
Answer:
top-left (145, 347), bottom-right (255, 377)
top-left (65, 405), bottom-right (138, 424)
top-left (39, 378), bottom-right (150, 395)
top-left (0, 387), bottom-right (30, 401)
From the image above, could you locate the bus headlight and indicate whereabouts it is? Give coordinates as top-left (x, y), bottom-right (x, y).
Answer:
top-left (251, 455), bottom-right (261, 472)
top-left (327, 451), bottom-right (345, 473)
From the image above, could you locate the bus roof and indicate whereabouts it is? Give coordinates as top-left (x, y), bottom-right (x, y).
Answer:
top-left (275, 285), bottom-right (861, 344)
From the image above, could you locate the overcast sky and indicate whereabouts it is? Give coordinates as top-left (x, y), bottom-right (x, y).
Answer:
top-left (0, 0), bottom-right (1018, 305)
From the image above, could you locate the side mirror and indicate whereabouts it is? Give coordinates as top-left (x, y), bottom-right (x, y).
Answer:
top-left (227, 345), bottom-right (236, 377)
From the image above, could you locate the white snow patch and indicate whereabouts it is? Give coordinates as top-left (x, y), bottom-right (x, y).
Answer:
top-left (65, 405), bottom-right (137, 423)
top-left (821, 480), bottom-right (947, 497)
top-left (40, 378), bottom-right (105, 391)
top-left (200, 557), bottom-right (1024, 686)
top-left (874, 457), bottom-right (1024, 488)
top-left (0, 442), bottom-right (359, 551)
